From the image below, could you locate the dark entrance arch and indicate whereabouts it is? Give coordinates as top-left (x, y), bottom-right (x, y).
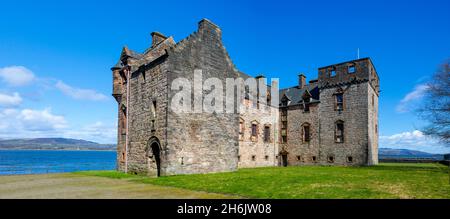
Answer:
top-left (279, 149), bottom-right (289, 167)
top-left (147, 137), bottom-right (161, 177)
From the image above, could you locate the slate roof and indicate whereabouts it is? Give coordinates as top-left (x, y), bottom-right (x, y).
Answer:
top-left (279, 83), bottom-right (320, 107)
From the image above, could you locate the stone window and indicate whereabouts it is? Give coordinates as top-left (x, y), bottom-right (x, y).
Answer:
top-left (312, 156), bottom-right (317, 162)
top-left (152, 100), bottom-right (157, 118)
top-left (239, 118), bottom-right (245, 141)
top-left (330, 68), bottom-right (336, 77)
top-left (303, 97), bottom-right (310, 113)
top-left (281, 110), bottom-right (287, 143)
top-left (265, 155), bottom-right (269, 161)
top-left (347, 156), bottom-right (353, 163)
top-left (348, 64), bottom-right (356, 74)
top-left (121, 152), bottom-right (126, 162)
top-left (375, 124), bottom-right (378, 134)
top-left (238, 155), bottom-right (241, 162)
top-left (244, 85), bottom-right (250, 100)
top-left (119, 71), bottom-right (127, 84)
top-left (266, 92), bottom-right (271, 106)
top-left (335, 120), bottom-right (344, 143)
top-left (296, 156), bottom-right (301, 161)
top-left (121, 105), bottom-right (127, 135)
top-left (328, 156), bottom-right (335, 163)
top-left (251, 121), bottom-right (259, 142)
top-left (251, 155), bottom-right (256, 161)
top-left (335, 93), bottom-right (344, 111)
top-left (251, 124), bottom-right (258, 137)
top-left (263, 125), bottom-right (271, 143)
top-left (302, 123), bottom-right (311, 142)
top-left (372, 94), bottom-right (375, 107)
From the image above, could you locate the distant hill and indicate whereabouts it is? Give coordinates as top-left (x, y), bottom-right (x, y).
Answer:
top-left (379, 148), bottom-right (444, 160)
top-left (0, 138), bottom-right (115, 151)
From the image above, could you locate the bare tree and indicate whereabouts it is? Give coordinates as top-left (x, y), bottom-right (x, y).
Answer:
top-left (418, 60), bottom-right (450, 146)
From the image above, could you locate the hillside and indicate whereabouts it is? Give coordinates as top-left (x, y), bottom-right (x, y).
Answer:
top-left (0, 138), bottom-right (115, 151)
top-left (379, 148), bottom-right (443, 160)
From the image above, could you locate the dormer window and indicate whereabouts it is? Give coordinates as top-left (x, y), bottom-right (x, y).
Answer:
top-left (303, 97), bottom-right (310, 112)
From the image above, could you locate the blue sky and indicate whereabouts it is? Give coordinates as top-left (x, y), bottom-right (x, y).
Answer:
top-left (0, 0), bottom-right (449, 153)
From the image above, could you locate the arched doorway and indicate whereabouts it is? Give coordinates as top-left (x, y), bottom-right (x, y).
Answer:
top-left (147, 137), bottom-right (161, 177)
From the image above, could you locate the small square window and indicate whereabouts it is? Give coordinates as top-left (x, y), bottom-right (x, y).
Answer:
top-left (265, 155), bottom-right (269, 161)
top-left (347, 156), bottom-right (353, 163)
top-left (296, 156), bottom-right (301, 161)
top-left (348, 65), bottom-right (355, 73)
top-left (330, 69), bottom-right (336, 77)
top-left (251, 155), bottom-right (256, 161)
top-left (312, 156), bottom-right (317, 162)
top-left (328, 156), bottom-right (334, 163)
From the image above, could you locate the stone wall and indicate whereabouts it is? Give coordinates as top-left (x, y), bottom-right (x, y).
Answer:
top-left (164, 19), bottom-right (239, 175)
top-left (318, 83), bottom-right (369, 165)
top-left (126, 57), bottom-right (169, 175)
top-left (238, 99), bottom-right (279, 168)
top-left (281, 103), bottom-right (320, 166)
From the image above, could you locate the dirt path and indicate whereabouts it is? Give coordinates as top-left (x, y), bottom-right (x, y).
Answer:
top-left (0, 173), bottom-right (238, 199)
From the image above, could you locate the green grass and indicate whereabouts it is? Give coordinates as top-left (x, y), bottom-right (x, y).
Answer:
top-left (78, 163), bottom-right (450, 199)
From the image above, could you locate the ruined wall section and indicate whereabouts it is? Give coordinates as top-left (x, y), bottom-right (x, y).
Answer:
top-left (164, 19), bottom-right (239, 175)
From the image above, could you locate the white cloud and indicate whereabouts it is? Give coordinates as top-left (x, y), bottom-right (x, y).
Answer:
top-left (0, 92), bottom-right (22, 107)
top-left (0, 108), bottom-right (67, 137)
top-left (55, 80), bottom-right (109, 101)
top-left (0, 66), bottom-right (35, 86)
top-left (380, 130), bottom-right (449, 154)
top-left (396, 84), bottom-right (429, 113)
top-left (18, 108), bottom-right (67, 131)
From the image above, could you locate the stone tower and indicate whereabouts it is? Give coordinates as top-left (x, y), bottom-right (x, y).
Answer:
top-left (317, 58), bottom-right (380, 165)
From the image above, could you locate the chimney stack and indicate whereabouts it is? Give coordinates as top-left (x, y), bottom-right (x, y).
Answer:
top-left (298, 74), bottom-right (306, 89)
top-left (151, 32), bottom-right (167, 47)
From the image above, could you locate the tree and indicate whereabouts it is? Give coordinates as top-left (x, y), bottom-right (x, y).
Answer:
top-left (418, 60), bottom-right (450, 146)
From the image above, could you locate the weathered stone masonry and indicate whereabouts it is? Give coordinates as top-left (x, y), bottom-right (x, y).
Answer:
top-left (112, 19), bottom-right (380, 177)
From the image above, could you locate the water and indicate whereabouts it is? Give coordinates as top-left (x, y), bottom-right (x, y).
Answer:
top-left (0, 150), bottom-right (116, 175)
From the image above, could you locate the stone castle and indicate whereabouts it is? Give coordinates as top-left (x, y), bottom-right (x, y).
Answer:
top-left (111, 19), bottom-right (380, 176)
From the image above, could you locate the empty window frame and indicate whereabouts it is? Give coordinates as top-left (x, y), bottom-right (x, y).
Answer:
top-left (335, 93), bottom-right (344, 111)
top-left (348, 64), bottom-right (356, 73)
top-left (335, 120), bottom-right (345, 143)
top-left (264, 126), bottom-right (271, 142)
top-left (330, 68), bottom-right (336, 77)
top-left (251, 124), bottom-right (258, 137)
top-left (239, 118), bottom-right (245, 140)
top-left (328, 156), bottom-right (335, 163)
top-left (302, 123), bottom-right (311, 142)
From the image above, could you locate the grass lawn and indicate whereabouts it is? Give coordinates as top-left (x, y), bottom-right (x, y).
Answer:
top-left (0, 173), bottom-right (238, 199)
top-left (78, 163), bottom-right (450, 199)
